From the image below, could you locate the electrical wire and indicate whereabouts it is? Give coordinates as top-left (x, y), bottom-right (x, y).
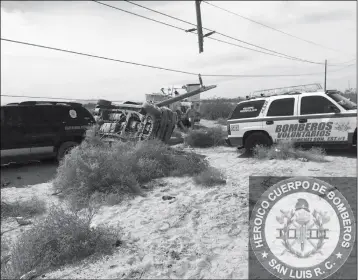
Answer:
top-left (2, 64), bottom-right (354, 101)
top-left (203, 1), bottom-right (355, 57)
top-left (121, 0), bottom-right (355, 67)
top-left (1, 38), bottom-right (197, 76)
top-left (94, 0), bottom-right (331, 65)
top-left (1, 38), bottom-right (355, 78)
top-left (203, 63), bottom-right (356, 77)
top-left (1, 95), bottom-right (117, 102)
top-left (123, 0), bottom-right (326, 65)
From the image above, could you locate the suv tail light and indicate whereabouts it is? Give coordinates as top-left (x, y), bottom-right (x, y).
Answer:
top-left (227, 124), bottom-right (231, 135)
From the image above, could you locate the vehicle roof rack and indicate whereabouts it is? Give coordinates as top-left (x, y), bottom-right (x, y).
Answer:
top-left (326, 89), bottom-right (339, 93)
top-left (247, 83), bottom-right (323, 100)
top-left (18, 101), bottom-right (83, 107)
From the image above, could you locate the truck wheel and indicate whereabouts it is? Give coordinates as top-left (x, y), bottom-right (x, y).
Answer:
top-left (157, 109), bottom-right (169, 141)
top-left (244, 132), bottom-right (271, 154)
top-left (143, 102), bottom-right (161, 117)
top-left (57, 141), bottom-right (78, 162)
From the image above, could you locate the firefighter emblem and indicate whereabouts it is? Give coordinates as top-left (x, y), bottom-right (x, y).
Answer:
top-left (249, 177), bottom-right (356, 279)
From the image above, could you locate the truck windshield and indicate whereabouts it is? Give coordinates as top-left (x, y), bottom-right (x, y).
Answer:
top-left (328, 92), bottom-right (357, 110)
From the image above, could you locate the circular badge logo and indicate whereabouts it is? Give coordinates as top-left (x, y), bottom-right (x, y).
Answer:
top-left (69, 109), bottom-right (77, 119)
top-left (249, 177), bottom-right (356, 279)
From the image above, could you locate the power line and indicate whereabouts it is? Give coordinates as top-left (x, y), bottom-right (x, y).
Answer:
top-left (1, 95), bottom-right (107, 102)
top-left (122, 1), bottom-right (354, 67)
top-left (92, 0), bottom-right (186, 32)
top-left (203, 1), bottom-right (354, 57)
top-left (331, 58), bottom-right (357, 65)
top-left (123, 0), bottom-right (302, 62)
top-left (203, 63), bottom-right (356, 77)
top-left (1, 95), bottom-right (129, 103)
top-left (95, 1), bottom-right (291, 62)
top-left (124, 0), bottom-right (198, 29)
top-left (3, 62), bottom-right (355, 101)
top-left (1, 38), bottom-right (355, 79)
top-left (118, 1), bottom-right (330, 65)
top-left (94, 0), bottom-right (330, 65)
top-left (2, 66), bottom-right (354, 102)
top-left (1, 38), bottom-right (197, 76)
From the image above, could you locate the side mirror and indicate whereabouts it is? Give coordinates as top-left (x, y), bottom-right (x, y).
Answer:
top-left (328, 105), bottom-right (340, 113)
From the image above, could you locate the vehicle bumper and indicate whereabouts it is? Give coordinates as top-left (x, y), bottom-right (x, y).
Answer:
top-left (225, 137), bottom-right (243, 148)
top-left (348, 132), bottom-right (355, 145)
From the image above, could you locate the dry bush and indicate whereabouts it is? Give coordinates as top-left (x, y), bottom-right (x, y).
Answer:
top-left (53, 138), bottom-right (208, 209)
top-left (253, 141), bottom-right (327, 162)
top-left (2, 207), bottom-right (120, 279)
top-left (215, 118), bottom-right (227, 125)
top-left (184, 126), bottom-right (227, 148)
top-left (193, 167), bottom-right (226, 187)
top-left (1, 197), bottom-right (46, 220)
top-left (200, 99), bottom-right (236, 120)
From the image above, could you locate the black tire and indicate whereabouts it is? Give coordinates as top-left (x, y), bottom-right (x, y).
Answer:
top-left (244, 132), bottom-right (271, 154)
top-left (163, 111), bottom-right (175, 143)
top-left (57, 141), bottom-right (78, 162)
top-left (157, 109), bottom-right (169, 141)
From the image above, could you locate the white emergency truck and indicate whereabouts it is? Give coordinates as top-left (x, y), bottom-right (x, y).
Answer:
top-left (225, 84), bottom-right (357, 152)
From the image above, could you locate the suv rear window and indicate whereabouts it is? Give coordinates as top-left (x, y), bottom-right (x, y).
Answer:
top-left (21, 106), bottom-right (64, 124)
top-left (1, 107), bottom-right (23, 126)
top-left (17, 105), bottom-right (94, 125)
top-left (77, 107), bottom-right (95, 123)
top-left (267, 98), bottom-right (295, 116)
top-left (229, 100), bottom-right (265, 119)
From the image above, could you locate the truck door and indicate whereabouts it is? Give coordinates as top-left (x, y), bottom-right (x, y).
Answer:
top-left (264, 96), bottom-right (298, 144)
top-left (0, 106), bottom-right (31, 158)
top-left (21, 106), bottom-right (60, 155)
top-left (298, 95), bottom-right (349, 145)
top-left (227, 100), bottom-right (265, 147)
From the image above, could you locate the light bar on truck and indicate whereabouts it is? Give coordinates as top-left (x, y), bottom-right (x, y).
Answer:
top-left (249, 83), bottom-right (323, 99)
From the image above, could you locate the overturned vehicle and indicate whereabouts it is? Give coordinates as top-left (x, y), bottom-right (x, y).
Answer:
top-left (93, 77), bottom-right (216, 144)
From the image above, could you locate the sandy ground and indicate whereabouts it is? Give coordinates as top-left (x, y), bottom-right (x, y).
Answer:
top-left (1, 120), bottom-right (356, 279)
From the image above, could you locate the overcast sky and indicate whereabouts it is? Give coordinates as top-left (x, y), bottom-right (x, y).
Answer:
top-left (1, 1), bottom-right (356, 104)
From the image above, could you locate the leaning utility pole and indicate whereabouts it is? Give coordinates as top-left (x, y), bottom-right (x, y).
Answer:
top-left (195, 0), bottom-right (204, 53)
top-left (324, 59), bottom-right (327, 92)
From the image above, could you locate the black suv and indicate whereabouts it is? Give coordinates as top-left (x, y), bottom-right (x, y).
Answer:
top-left (1, 101), bottom-right (95, 164)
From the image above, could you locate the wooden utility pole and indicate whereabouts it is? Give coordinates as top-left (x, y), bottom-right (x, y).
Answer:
top-left (324, 59), bottom-right (327, 92)
top-left (195, 0), bottom-right (204, 53)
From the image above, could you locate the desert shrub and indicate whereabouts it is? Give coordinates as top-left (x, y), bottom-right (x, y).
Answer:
top-left (341, 92), bottom-right (357, 103)
top-left (1, 197), bottom-right (46, 220)
top-left (53, 138), bottom-right (208, 209)
top-left (215, 118), bottom-right (227, 125)
top-left (2, 207), bottom-right (120, 279)
top-left (200, 99), bottom-right (236, 120)
top-left (193, 167), bottom-right (226, 187)
top-left (184, 126), bottom-right (227, 148)
top-left (253, 141), bottom-right (327, 162)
